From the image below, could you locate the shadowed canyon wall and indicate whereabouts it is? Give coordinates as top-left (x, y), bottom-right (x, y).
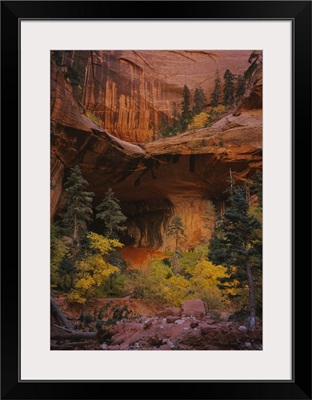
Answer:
top-left (51, 51), bottom-right (262, 251)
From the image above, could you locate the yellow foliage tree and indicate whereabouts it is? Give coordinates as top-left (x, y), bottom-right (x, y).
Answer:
top-left (190, 260), bottom-right (236, 310)
top-left (68, 232), bottom-right (123, 304)
top-left (213, 104), bottom-right (226, 114)
top-left (132, 261), bottom-right (190, 307)
top-left (188, 112), bottom-right (209, 130)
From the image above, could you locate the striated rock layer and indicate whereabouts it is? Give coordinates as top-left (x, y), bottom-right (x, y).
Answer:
top-left (51, 53), bottom-right (262, 251)
top-left (82, 50), bottom-right (252, 142)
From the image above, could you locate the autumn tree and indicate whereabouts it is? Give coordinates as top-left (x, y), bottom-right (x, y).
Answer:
top-left (210, 69), bottom-right (222, 107)
top-left (61, 165), bottom-right (94, 246)
top-left (188, 112), bottom-right (209, 130)
top-left (167, 216), bottom-right (187, 272)
top-left (208, 186), bottom-right (262, 331)
top-left (180, 85), bottom-right (193, 131)
top-left (190, 260), bottom-right (231, 310)
top-left (223, 69), bottom-right (235, 107)
top-left (96, 188), bottom-right (127, 239)
top-left (68, 232), bottom-right (122, 303)
top-left (193, 87), bottom-right (207, 115)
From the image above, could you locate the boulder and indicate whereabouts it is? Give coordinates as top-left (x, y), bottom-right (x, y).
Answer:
top-left (182, 299), bottom-right (206, 319)
top-left (143, 319), bottom-right (153, 329)
top-left (174, 319), bottom-right (186, 325)
top-left (166, 316), bottom-right (180, 324)
top-left (201, 325), bottom-right (218, 335)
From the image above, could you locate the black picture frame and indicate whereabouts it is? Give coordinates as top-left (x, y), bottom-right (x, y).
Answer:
top-left (1, 1), bottom-right (311, 399)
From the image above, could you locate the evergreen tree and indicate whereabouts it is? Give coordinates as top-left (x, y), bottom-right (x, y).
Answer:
top-left (223, 69), bottom-right (235, 107)
top-left (235, 74), bottom-right (246, 102)
top-left (167, 216), bottom-right (187, 252)
top-left (180, 85), bottom-right (193, 131)
top-left (208, 186), bottom-right (262, 331)
top-left (61, 165), bottom-right (94, 245)
top-left (172, 102), bottom-right (180, 131)
top-left (51, 50), bottom-right (62, 66)
top-left (203, 200), bottom-right (217, 232)
top-left (193, 87), bottom-right (207, 115)
top-left (210, 69), bottom-right (222, 107)
top-left (167, 216), bottom-right (187, 272)
top-left (251, 171), bottom-right (262, 208)
top-left (96, 188), bottom-right (127, 239)
top-left (158, 117), bottom-right (176, 138)
top-left (57, 254), bottom-right (77, 290)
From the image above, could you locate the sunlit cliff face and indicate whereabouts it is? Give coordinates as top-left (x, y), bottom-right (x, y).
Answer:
top-left (81, 50), bottom-right (252, 142)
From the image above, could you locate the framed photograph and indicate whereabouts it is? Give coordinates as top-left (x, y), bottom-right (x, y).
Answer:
top-left (1, 1), bottom-right (311, 399)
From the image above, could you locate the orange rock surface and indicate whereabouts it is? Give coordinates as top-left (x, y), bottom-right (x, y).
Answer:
top-left (82, 50), bottom-right (252, 142)
top-left (51, 52), bottom-right (262, 254)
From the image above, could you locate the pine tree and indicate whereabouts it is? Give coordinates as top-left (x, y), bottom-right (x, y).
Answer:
top-left (61, 165), bottom-right (94, 245)
top-left (167, 216), bottom-right (187, 273)
top-left (180, 85), bottom-right (193, 131)
top-left (223, 69), bottom-right (235, 107)
top-left (193, 87), bottom-right (207, 115)
top-left (57, 255), bottom-right (76, 290)
top-left (235, 74), bottom-right (246, 102)
top-left (208, 186), bottom-right (262, 331)
top-left (96, 188), bottom-right (127, 239)
top-left (172, 102), bottom-right (180, 131)
top-left (203, 200), bottom-right (217, 233)
top-left (210, 69), bottom-right (222, 107)
top-left (251, 171), bottom-right (262, 208)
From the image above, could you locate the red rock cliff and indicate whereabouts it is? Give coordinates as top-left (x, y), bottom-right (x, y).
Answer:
top-left (81, 50), bottom-right (251, 142)
top-left (51, 52), bottom-right (262, 251)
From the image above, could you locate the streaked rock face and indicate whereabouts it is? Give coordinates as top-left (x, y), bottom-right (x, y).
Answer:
top-left (51, 51), bottom-right (262, 251)
top-left (81, 50), bottom-right (252, 142)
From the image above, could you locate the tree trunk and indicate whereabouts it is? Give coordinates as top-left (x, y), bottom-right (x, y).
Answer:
top-left (51, 332), bottom-right (98, 341)
top-left (51, 297), bottom-right (72, 329)
top-left (51, 341), bottom-right (94, 350)
top-left (73, 214), bottom-right (78, 241)
top-left (246, 262), bottom-right (256, 331)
